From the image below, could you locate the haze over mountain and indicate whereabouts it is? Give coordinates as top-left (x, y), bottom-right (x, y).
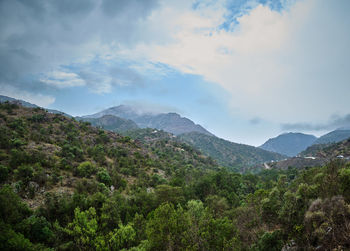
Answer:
top-left (259, 132), bottom-right (317, 157)
top-left (83, 105), bottom-right (213, 136)
top-left (77, 115), bottom-right (139, 133)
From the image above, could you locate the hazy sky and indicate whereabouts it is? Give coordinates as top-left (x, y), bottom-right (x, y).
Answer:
top-left (1, 0), bottom-right (349, 146)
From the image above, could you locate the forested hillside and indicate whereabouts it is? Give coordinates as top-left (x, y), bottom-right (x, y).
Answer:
top-left (178, 132), bottom-right (286, 172)
top-left (301, 137), bottom-right (350, 159)
top-left (1, 103), bottom-right (350, 250)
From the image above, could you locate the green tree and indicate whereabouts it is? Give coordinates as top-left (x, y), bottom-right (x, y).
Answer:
top-left (107, 223), bottom-right (136, 250)
top-left (64, 207), bottom-right (99, 251)
top-left (97, 169), bottom-right (112, 186)
top-left (76, 161), bottom-right (97, 178)
top-left (146, 203), bottom-right (189, 250)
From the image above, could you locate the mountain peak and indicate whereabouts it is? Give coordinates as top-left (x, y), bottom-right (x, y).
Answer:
top-left (83, 104), bottom-right (213, 136)
top-left (260, 132), bottom-right (317, 157)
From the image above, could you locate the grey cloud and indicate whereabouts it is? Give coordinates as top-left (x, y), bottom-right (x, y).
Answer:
top-left (109, 66), bottom-right (144, 87)
top-left (76, 64), bottom-right (145, 94)
top-left (0, 0), bottom-right (159, 94)
top-left (249, 117), bottom-right (261, 125)
top-left (281, 114), bottom-right (350, 131)
top-left (102, 0), bottom-right (158, 18)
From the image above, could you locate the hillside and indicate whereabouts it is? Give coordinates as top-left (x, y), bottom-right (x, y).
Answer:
top-left (301, 137), bottom-right (350, 159)
top-left (1, 103), bottom-right (350, 250)
top-left (77, 114), bottom-right (139, 133)
top-left (265, 157), bottom-right (327, 170)
top-left (259, 132), bottom-right (317, 157)
top-left (83, 105), bottom-right (213, 136)
top-left (0, 94), bottom-right (71, 117)
top-left (0, 103), bottom-right (217, 208)
top-left (313, 129), bottom-right (350, 145)
top-left (178, 132), bottom-right (286, 171)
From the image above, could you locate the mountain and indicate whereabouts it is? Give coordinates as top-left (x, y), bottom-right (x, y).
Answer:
top-left (76, 114), bottom-right (139, 133)
top-left (301, 137), bottom-right (350, 159)
top-left (313, 129), bottom-right (350, 145)
top-left (178, 132), bottom-right (286, 171)
top-left (83, 105), bottom-right (213, 136)
top-left (259, 132), bottom-right (317, 157)
top-left (0, 95), bottom-right (71, 117)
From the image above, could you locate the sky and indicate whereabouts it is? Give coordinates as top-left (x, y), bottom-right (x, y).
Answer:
top-left (0, 0), bottom-right (350, 146)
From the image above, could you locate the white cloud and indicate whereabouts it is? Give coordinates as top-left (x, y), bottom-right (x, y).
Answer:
top-left (121, 0), bottom-right (350, 126)
top-left (40, 71), bottom-right (86, 88)
top-left (0, 84), bottom-right (55, 107)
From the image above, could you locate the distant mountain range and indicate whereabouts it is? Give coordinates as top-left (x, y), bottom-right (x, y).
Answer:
top-left (259, 132), bottom-right (317, 157)
top-left (83, 105), bottom-right (287, 170)
top-left (2, 94), bottom-right (350, 171)
top-left (77, 115), bottom-right (139, 133)
top-left (82, 105), bottom-right (213, 136)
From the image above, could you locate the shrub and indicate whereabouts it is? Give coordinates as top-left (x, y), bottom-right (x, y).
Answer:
top-left (15, 165), bottom-right (34, 184)
top-left (97, 169), bottom-right (112, 186)
top-left (76, 161), bottom-right (97, 178)
top-left (0, 165), bottom-right (9, 183)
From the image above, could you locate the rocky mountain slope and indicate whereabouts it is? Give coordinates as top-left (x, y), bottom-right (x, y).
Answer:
top-left (83, 105), bottom-right (213, 136)
top-left (259, 132), bottom-right (317, 156)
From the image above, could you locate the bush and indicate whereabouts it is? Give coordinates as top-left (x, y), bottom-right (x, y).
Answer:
top-left (76, 161), bottom-right (97, 178)
top-left (15, 165), bottom-right (34, 184)
top-left (18, 215), bottom-right (53, 243)
top-left (255, 230), bottom-right (284, 251)
top-left (97, 169), bottom-right (112, 186)
top-left (0, 165), bottom-right (9, 183)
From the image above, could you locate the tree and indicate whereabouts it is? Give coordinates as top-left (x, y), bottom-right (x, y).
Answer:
top-left (76, 161), bottom-right (97, 178)
top-left (146, 203), bottom-right (189, 250)
top-left (97, 169), bottom-right (112, 186)
top-left (64, 207), bottom-right (99, 251)
top-left (304, 196), bottom-right (350, 250)
top-left (107, 223), bottom-right (136, 250)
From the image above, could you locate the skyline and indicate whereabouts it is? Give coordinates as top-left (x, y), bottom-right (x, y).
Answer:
top-left (1, 0), bottom-right (349, 146)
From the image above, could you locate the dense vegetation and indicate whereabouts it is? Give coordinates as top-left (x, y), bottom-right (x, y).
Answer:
top-left (1, 103), bottom-right (350, 250)
top-left (178, 132), bottom-right (286, 172)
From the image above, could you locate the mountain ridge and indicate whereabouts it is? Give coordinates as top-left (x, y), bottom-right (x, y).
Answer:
top-left (0, 95), bottom-right (71, 117)
top-left (313, 129), bottom-right (350, 145)
top-left (83, 105), bottom-right (213, 136)
top-left (178, 131), bottom-right (286, 172)
top-left (76, 114), bottom-right (139, 133)
top-left (259, 132), bottom-right (317, 157)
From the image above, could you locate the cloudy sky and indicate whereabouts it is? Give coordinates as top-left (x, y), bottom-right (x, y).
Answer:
top-left (1, 0), bottom-right (349, 146)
